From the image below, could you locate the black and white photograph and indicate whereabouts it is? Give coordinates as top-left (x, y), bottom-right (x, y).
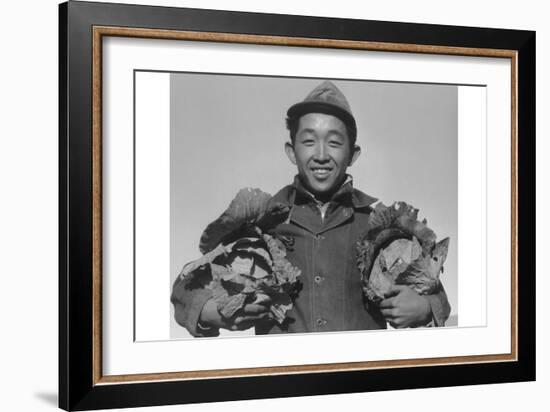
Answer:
top-left (165, 74), bottom-right (459, 339)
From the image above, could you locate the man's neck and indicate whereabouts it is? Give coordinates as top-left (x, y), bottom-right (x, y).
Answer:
top-left (296, 175), bottom-right (353, 205)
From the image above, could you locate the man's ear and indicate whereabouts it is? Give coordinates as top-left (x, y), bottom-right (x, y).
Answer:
top-left (349, 144), bottom-right (361, 166)
top-left (285, 142), bottom-right (297, 165)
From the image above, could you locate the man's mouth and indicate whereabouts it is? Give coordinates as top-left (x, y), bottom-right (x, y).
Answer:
top-left (310, 167), bottom-right (333, 179)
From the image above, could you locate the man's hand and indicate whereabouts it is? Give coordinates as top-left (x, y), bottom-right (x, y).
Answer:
top-left (199, 298), bottom-right (272, 332)
top-left (379, 285), bottom-right (432, 328)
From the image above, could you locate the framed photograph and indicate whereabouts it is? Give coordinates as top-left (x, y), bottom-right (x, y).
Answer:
top-left (59, 1), bottom-right (535, 410)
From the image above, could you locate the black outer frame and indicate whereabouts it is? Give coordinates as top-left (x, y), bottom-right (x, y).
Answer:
top-left (59, 1), bottom-right (535, 410)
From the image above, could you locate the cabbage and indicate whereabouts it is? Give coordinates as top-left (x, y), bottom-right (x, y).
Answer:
top-left (180, 188), bottom-right (301, 324)
top-left (356, 202), bottom-right (449, 304)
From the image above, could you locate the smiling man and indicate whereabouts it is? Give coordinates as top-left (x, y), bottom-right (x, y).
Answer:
top-left (284, 111), bottom-right (360, 203)
top-left (171, 80), bottom-right (451, 336)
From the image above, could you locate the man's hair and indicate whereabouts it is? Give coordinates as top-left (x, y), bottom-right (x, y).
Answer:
top-left (285, 114), bottom-right (357, 147)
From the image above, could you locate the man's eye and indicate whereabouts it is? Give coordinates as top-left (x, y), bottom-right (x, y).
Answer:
top-left (329, 140), bottom-right (343, 147)
top-left (300, 139), bottom-right (315, 146)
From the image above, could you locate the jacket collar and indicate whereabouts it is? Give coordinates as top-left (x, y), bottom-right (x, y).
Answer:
top-left (271, 175), bottom-right (378, 210)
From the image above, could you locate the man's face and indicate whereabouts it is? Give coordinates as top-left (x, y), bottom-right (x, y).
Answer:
top-left (285, 112), bottom-right (361, 198)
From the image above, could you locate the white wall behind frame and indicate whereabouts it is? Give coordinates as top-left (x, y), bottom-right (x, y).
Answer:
top-left (0, 1), bottom-right (546, 412)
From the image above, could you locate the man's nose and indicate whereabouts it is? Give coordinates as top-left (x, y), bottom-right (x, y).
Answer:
top-left (314, 143), bottom-right (330, 162)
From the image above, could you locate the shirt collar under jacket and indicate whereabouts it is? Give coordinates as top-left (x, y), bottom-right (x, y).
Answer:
top-left (270, 175), bottom-right (378, 211)
top-left (292, 174), bottom-right (377, 209)
top-left (268, 175), bottom-right (377, 234)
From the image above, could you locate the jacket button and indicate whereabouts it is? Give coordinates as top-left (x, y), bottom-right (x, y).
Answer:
top-left (316, 318), bottom-right (327, 326)
top-left (314, 275), bottom-right (324, 284)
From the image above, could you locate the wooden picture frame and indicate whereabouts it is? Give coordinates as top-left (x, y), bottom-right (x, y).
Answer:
top-left (59, 1), bottom-right (535, 410)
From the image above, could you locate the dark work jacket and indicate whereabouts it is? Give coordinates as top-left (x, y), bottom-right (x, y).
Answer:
top-left (171, 177), bottom-right (451, 337)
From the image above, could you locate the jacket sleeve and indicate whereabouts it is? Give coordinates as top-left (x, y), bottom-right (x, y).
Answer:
top-left (425, 282), bottom-right (451, 327)
top-left (171, 269), bottom-right (220, 337)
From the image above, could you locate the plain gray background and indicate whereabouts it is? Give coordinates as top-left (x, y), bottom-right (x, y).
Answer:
top-left (1, 0), bottom-right (546, 411)
top-left (169, 73), bottom-right (458, 339)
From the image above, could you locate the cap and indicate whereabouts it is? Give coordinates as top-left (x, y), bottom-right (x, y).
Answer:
top-left (286, 81), bottom-right (357, 139)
